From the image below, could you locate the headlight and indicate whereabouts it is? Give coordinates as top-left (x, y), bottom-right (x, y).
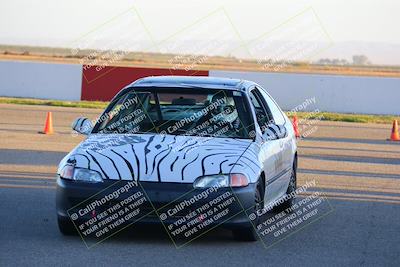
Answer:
top-left (74, 168), bottom-right (103, 182)
top-left (60, 165), bottom-right (103, 183)
top-left (193, 173), bottom-right (248, 188)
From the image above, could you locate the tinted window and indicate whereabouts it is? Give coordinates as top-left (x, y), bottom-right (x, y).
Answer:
top-left (248, 88), bottom-right (272, 132)
top-left (258, 87), bottom-right (286, 125)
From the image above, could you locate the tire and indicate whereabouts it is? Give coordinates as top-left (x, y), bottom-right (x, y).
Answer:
top-left (276, 157), bottom-right (297, 212)
top-left (57, 216), bottom-right (76, 236)
top-left (232, 177), bottom-right (264, 242)
top-left (232, 227), bottom-right (258, 242)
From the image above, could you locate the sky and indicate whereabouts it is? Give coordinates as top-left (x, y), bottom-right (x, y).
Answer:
top-left (1, 0), bottom-right (399, 64)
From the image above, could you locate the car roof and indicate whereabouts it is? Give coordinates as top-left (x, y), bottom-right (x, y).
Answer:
top-left (129, 76), bottom-right (256, 92)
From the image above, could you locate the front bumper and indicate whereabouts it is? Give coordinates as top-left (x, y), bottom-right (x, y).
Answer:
top-left (56, 177), bottom-right (256, 229)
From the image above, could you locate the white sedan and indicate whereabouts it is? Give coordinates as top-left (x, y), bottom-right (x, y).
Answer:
top-left (56, 76), bottom-right (297, 241)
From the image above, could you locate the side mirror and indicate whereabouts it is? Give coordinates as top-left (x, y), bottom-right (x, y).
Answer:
top-left (72, 117), bottom-right (93, 135)
top-left (262, 124), bottom-right (287, 141)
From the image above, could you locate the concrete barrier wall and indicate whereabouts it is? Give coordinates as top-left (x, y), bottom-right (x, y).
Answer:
top-left (0, 60), bottom-right (399, 115)
top-left (210, 70), bottom-right (400, 115)
top-left (0, 61), bottom-right (82, 101)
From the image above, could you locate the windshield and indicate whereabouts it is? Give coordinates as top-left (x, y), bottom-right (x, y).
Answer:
top-left (92, 87), bottom-right (254, 139)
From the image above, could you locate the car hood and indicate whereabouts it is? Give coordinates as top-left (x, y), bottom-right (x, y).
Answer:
top-left (59, 133), bottom-right (261, 183)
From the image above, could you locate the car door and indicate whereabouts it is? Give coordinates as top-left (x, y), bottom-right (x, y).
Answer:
top-left (257, 86), bottom-right (293, 197)
top-left (248, 87), bottom-right (285, 205)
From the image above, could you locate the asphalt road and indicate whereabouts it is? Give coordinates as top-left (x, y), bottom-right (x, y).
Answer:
top-left (0, 104), bottom-right (399, 266)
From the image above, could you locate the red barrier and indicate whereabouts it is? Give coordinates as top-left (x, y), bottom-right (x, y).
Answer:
top-left (81, 65), bottom-right (209, 101)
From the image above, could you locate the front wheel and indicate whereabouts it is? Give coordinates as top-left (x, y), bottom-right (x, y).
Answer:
top-left (57, 216), bottom-right (76, 236)
top-left (232, 177), bottom-right (264, 241)
top-left (232, 227), bottom-right (258, 242)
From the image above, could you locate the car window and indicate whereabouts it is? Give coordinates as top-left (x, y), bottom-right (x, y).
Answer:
top-left (257, 87), bottom-right (286, 125)
top-left (248, 88), bottom-right (272, 132)
top-left (92, 88), bottom-right (254, 139)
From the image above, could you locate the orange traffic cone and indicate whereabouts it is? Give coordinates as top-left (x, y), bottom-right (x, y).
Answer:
top-left (388, 120), bottom-right (400, 141)
top-left (292, 115), bottom-right (301, 138)
top-left (40, 112), bottom-right (54, 134)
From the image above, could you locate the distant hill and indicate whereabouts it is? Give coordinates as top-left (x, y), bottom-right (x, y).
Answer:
top-left (0, 44), bottom-right (399, 77)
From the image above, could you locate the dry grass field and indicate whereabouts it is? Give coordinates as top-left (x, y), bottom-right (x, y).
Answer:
top-left (1, 45), bottom-right (400, 78)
